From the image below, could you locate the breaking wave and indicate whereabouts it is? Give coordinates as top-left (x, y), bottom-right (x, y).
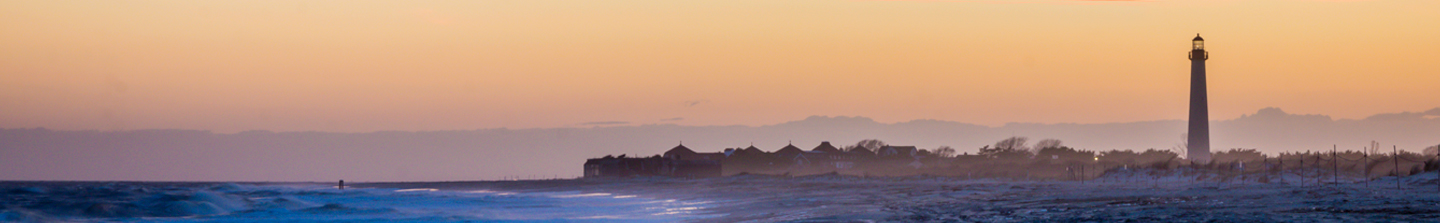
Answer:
top-left (0, 182), bottom-right (709, 222)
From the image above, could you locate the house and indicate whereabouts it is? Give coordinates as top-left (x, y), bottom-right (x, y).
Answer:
top-left (773, 143), bottom-right (807, 167)
top-left (721, 145), bottom-right (775, 176)
top-left (583, 155), bottom-right (665, 177)
top-left (848, 146), bottom-right (877, 159)
top-left (663, 144), bottom-right (726, 161)
top-left (877, 145), bottom-right (924, 169)
top-left (810, 141), bottom-right (854, 169)
top-left (661, 144), bottom-right (723, 178)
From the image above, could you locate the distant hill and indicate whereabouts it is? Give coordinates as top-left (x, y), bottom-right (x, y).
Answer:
top-left (2, 107), bottom-right (1436, 182)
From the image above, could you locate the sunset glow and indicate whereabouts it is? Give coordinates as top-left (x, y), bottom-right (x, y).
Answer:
top-left (3, 0), bottom-right (1437, 132)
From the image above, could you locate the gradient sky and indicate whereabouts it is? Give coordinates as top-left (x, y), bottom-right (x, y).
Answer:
top-left (3, 0), bottom-right (1437, 133)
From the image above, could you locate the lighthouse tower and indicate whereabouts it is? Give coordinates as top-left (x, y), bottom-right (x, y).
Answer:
top-left (1186, 34), bottom-right (1212, 164)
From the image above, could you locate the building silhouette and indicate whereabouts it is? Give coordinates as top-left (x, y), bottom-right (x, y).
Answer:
top-left (584, 142), bottom-right (934, 178)
top-left (1187, 34), bottom-right (1212, 163)
top-left (582, 141), bottom-right (1189, 179)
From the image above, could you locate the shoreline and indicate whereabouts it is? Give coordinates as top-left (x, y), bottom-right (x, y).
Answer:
top-left (362, 173), bottom-right (1440, 222)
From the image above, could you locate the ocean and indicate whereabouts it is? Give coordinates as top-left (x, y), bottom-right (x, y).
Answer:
top-left (9, 174), bottom-right (1440, 222)
top-left (0, 181), bottom-right (711, 222)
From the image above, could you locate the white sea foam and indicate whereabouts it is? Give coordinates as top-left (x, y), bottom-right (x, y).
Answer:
top-left (550, 192), bottom-right (611, 198)
top-left (464, 189), bottom-right (516, 195)
top-left (393, 188), bottom-right (438, 192)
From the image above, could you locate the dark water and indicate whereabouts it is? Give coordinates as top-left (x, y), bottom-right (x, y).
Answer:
top-left (0, 181), bottom-right (705, 222)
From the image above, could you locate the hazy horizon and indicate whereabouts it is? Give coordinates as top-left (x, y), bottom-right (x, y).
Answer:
top-left (4, 106), bottom-right (1436, 182)
top-left (8, 105), bottom-right (1437, 133)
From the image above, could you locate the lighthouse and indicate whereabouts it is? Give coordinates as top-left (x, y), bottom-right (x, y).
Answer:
top-left (1187, 34), bottom-right (1211, 164)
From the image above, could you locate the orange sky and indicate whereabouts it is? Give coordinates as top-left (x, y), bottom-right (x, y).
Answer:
top-left (2, 0), bottom-right (1437, 133)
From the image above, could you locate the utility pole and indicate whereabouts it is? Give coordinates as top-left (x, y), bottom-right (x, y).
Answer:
top-left (1241, 160), bottom-right (1246, 187)
top-left (1333, 145), bottom-right (1338, 185)
top-left (1315, 153), bottom-right (1321, 187)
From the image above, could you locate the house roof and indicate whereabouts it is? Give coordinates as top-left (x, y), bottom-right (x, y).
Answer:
top-left (811, 141), bottom-right (841, 153)
top-left (739, 146), bottom-right (765, 155)
top-left (775, 143), bottom-right (803, 155)
top-left (743, 145), bottom-right (763, 152)
top-left (664, 144), bottom-right (697, 157)
top-left (662, 143), bottom-right (728, 160)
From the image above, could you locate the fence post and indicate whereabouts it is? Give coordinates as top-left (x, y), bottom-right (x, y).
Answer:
top-left (1395, 145), bottom-right (1401, 190)
top-left (1300, 156), bottom-right (1305, 188)
top-left (1365, 147), bottom-right (1369, 189)
top-left (1333, 145), bottom-right (1338, 185)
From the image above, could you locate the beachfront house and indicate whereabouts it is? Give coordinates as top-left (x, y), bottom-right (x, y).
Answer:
top-left (662, 144), bottom-right (724, 178)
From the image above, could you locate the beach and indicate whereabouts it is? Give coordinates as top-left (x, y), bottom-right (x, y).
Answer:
top-left (7, 172), bottom-right (1440, 222)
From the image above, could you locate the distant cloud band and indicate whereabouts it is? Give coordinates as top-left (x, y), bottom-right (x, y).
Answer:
top-left (579, 121), bottom-right (629, 126)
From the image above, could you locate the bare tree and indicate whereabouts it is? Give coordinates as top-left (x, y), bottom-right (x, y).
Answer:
top-left (1368, 140), bottom-right (1382, 155)
top-left (916, 149), bottom-right (934, 157)
top-left (994, 137), bottom-right (1029, 151)
top-left (1170, 133), bottom-right (1188, 159)
top-left (981, 138), bottom-right (1034, 161)
top-left (1034, 139), bottom-right (1063, 150)
top-left (934, 146), bottom-right (956, 158)
top-left (854, 139), bottom-right (887, 152)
